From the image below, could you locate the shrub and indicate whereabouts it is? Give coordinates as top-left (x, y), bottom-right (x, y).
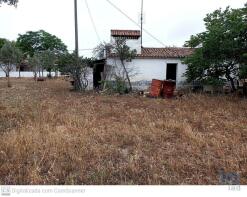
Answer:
top-left (102, 77), bottom-right (128, 94)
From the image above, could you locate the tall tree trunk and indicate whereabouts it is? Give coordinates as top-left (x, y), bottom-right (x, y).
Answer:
top-left (120, 60), bottom-right (132, 92)
top-left (34, 72), bottom-right (37, 81)
top-left (55, 70), bottom-right (58, 78)
top-left (7, 71), bottom-right (11, 87)
top-left (34, 65), bottom-right (38, 81)
top-left (19, 64), bottom-right (21, 78)
top-left (73, 74), bottom-right (82, 91)
top-left (243, 82), bottom-right (247, 97)
top-left (72, 68), bottom-right (83, 91)
top-left (229, 77), bottom-right (236, 92)
top-left (225, 67), bottom-right (236, 92)
top-left (226, 75), bottom-right (236, 92)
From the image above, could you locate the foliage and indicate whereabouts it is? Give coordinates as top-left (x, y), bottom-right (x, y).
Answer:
top-left (16, 30), bottom-right (67, 57)
top-left (113, 38), bottom-right (137, 92)
top-left (57, 52), bottom-right (93, 91)
top-left (16, 30), bottom-right (67, 78)
top-left (239, 53), bottom-right (247, 79)
top-left (93, 42), bottom-right (112, 59)
top-left (102, 77), bottom-right (128, 94)
top-left (240, 65), bottom-right (247, 79)
top-left (0, 38), bottom-right (7, 49)
top-left (184, 4), bottom-right (247, 91)
top-left (39, 50), bottom-right (57, 75)
top-left (27, 50), bottom-right (60, 78)
top-left (0, 40), bottom-right (22, 86)
top-left (94, 38), bottom-right (137, 92)
top-left (28, 53), bottom-right (41, 80)
top-left (202, 77), bottom-right (226, 86)
top-left (112, 38), bottom-right (137, 92)
top-left (112, 38), bottom-right (137, 62)
top-left (0, 40), bottom-right (22, 72)
top-left (0, 0), bottom-right (18, 6)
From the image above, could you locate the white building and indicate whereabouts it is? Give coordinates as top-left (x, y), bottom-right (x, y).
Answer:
top-left (95, 29), bottom-right (194, 90)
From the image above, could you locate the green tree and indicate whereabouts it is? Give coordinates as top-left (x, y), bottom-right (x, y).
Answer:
top-left (113, 38), bottom-right (137, 92)
top-left (0, 38), bottom-right (7, 49)
top-left (28, 53), bottom-right (41, 81)
top-left (94, 38), bottom-right (137, 92)
top-left (58, 52), bottom-right (92, 91)
top-left (39, 50), bottom-right (57, 77)
top-left (0, 0), bottom-right (18, 6)
top-left (0, 40), bottom-right (22, 87)
top-left (184, 4), bottom-right (247, 91)
top-left (16, 30), bottom-right (67, 57)
top-left (239, 53), bottom-right (247, 79)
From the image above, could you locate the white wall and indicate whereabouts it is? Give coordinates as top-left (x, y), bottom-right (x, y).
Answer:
top-left (86, 68), bottom-right (94, 90)
top-left (107, 58), bottom-right (188, 87)
top-left (111, 37), bottom-right (142, 54)
top-left (0, 71), bottom-right (58, 78)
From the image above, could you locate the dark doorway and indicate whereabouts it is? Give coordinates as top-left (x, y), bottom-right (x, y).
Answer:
top-left (93, 59), bottom-right (105, 89)
top-left (166, 63), bottom-right (177, 82)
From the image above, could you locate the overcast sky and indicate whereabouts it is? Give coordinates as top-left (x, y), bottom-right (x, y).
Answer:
top-left (0, 0), bottom-right (246, 57)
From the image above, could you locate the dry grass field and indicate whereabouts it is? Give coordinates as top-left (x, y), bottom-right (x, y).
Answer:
top-left (0, 78), bottom-right (247, 185)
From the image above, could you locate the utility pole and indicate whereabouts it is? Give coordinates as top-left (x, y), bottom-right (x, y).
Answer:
top-left (74, 0), bottom-right (81, 91)
top-left (74, 0), bottom-right (79, 57)
top-left (140, 0), bottom-right (143, 48)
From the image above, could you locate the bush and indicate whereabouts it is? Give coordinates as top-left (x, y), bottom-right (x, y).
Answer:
top-left (202, 77), bottom-right (226, 86)
top-left (102, 77), bottom-right (128, 94)
top-left (240, 64), bottom-right (247, 79)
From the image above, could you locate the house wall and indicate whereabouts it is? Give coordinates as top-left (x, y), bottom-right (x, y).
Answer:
top-left (110, 37), bottom-right (142, 54)
top-left (107, 58), bottom-right (188, 89)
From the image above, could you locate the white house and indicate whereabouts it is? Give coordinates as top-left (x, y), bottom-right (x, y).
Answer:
top-left (94, 29), bottom-right (194, 90)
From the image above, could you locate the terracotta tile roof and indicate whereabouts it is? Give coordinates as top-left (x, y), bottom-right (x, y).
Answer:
top-left (108, 47), bottom-right (194, 59)
top-left (111, 30), bottom-right (141, 37)
top-left (138, 47), bottom-right (195, 58)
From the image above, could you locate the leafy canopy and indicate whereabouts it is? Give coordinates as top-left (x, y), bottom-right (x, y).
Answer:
top-left (16, 30), bottom-right (67, 57)
top-left (57, 52), bottom-right (93, 91)
top-left (112, 38), bottom-right (137, 62)
top-left (28, 53), bottom-right (41, 73)
top-left (94, 38), bottom-right (137, 92)
top-left (0, 40), bottom-right (22, 65)
top-left (39, 50), bottom-right (57, 72)
top-left (0, 38), bottom-right (7, 49)
top-left (184, 4), bottom-right (247, 89)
